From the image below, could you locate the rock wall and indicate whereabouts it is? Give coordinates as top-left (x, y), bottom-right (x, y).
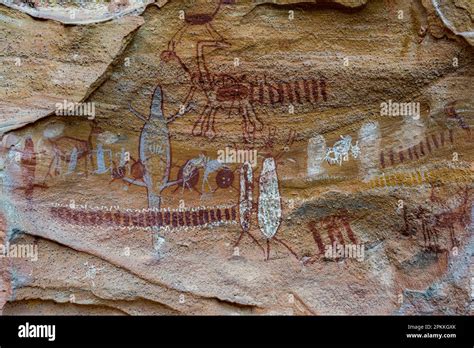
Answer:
top-left (0, 0), bottom-right (473, 315)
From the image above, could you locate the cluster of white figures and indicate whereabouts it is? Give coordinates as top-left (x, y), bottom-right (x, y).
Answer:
top-left (324, 135), bottom-right (360, 166)
top-left (307, 121), bottom-right (381, 181)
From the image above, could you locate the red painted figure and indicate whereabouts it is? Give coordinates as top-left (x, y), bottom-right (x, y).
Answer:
top-left (16, 137), bottom-right (47, 201)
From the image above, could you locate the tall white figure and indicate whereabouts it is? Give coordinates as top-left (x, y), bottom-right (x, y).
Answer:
top-left (358, 121), bottom-right (380, 181)
top-left (258, 157), bottom-right (281, 240)
top-left (258, 157), bottom-right (298, 260)
top-left (307, 134), bottom-right (326, 177)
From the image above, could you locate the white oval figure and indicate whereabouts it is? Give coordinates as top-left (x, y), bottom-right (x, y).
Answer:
top-left (258, 157), bottom-right (281, 239)
top-left (307, 134), bottom-right (326, 177)
top-left (239, 162), bottom-right (253, 233)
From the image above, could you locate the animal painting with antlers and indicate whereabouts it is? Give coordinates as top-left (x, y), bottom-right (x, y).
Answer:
top-left (162, 24), bottom-right (327, 144)
top-left (162, 40), bottom-right (264, 143)
top-left (163, 46), bottom-right (327, 144)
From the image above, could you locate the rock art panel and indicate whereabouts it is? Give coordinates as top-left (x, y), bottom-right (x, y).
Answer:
top-left (0, 0), bottom-right (472, 316)
top-left (0, 4), bottom-right (144, 135)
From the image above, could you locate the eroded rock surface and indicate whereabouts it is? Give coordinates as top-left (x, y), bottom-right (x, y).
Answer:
top-left (0, 4), bottom-right (144, 134)
top-left (0, 0), bottom-right (160, 24)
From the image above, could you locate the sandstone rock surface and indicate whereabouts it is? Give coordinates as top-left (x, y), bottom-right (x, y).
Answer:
top-left (0, 4), bottom-right (144, 134)
top-left (0, 0), bottom-right (472, 315)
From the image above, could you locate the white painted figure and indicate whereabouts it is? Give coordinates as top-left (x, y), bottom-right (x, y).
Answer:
top-left (324, 135), bottom-right (360, 166)
top-left (358, 121), bottom-right (380, 181)
top-left (258, 157), bottom-right (281, 239)
top-left (307, 134), bottom-right (327, 177)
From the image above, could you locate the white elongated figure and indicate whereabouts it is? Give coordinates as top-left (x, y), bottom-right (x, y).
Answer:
top-left (234, 161), bottom-right (265, 254)
top-left (125, 86), bottom-right (171, 209)
top-left (358, 121), bottom-right (380, 181)
top-left (307, 134), bottom-right (326, 177)
top-left (66, 147), bottom-right (78, 174)
top-left (94, 144), bottom-right (112, 174)
top-left (140, 86), bottom-right (171, 209)
top-left (258, 157), bottom-right (281, 239)
top-left (258, 157), bottom-right (298, 260)
top-left (239, 161), bottom-right (253, 233)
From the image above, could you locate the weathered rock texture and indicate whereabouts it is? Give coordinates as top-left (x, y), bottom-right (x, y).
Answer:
top-left (0, 0), bottom-right (473, 315)
top-left (0, 0), bottom-right (163, 24)
top-left (0, 4), bottom-right (143, 134)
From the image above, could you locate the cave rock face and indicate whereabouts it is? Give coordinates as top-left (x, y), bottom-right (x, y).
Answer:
top-left (0, 0), bottom-right (473, 315)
